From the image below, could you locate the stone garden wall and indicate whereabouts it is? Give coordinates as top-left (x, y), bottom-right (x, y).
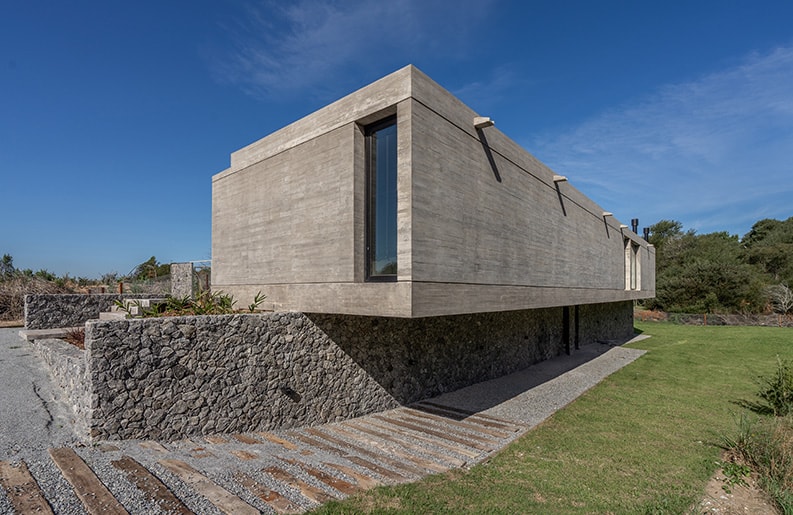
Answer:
top-left (86, 312), bottom-right (401, 440)
top-left (24, 294), bottom-right (160, 329)
top-left (30, 337), bottom-right (91, 438)
top-left (44, 300), bottom-right (632, 441)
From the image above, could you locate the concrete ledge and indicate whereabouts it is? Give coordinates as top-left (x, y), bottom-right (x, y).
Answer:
top-left (19, 327), bottom-right (83, 342)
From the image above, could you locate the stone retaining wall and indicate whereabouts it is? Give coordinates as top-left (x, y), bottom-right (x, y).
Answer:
top-left (24, 294), bottom-right (161, 329)
top-left (307, 301), bottom-right (634, 404)
top-left (47, 300), bottom-right (631, 441)
top-left (86, 312), bottom-right (401, 440)
top-left (30, 337), bottom-right (91, 438)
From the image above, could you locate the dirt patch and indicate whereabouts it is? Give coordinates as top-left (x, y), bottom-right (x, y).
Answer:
top-left (634, 309), bottom-right (668, 322)
top-left (694, 455), bottom-right (779, 514)
top-left (62, 328), bottom-right (85, 350)
top-left (0, 320), bottom-right (22, 328)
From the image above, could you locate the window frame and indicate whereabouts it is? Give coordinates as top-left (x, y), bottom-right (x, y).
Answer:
top-left (625, 238), bottom-right (641, 291)
top-left (364, 115), bottom-right (398, 282)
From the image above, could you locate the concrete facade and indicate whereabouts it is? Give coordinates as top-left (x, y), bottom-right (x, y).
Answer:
top-left (212, 65), bottom-right (655, 317)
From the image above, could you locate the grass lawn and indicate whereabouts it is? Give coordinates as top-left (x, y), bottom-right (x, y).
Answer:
top-left (313, 322), bottom-right (792, 514)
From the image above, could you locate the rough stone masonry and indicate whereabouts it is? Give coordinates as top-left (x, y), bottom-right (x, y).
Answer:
top-left (82, 301), bottom-right (632, 441)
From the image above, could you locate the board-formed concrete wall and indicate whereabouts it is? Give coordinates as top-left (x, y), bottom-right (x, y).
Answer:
top-left (76, 301), bottom-right (632, 441)
top-left (24, 294), bottom-right (159, 329)
top-left (212, 65), bottom-right (655, 317)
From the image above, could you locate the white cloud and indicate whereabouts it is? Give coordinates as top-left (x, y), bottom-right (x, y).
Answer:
top-left (531, 45), bottom-right (793, 236)
top-left (216, 0), bottom-right (496, 99)
top-left (452, 65), bottom-right (536, 113)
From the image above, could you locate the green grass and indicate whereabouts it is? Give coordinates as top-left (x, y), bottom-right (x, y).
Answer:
top-left (313, 323), bottom-right (792, 514)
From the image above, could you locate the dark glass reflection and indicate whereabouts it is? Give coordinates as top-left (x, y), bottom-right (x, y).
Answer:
top-left (367, 119), bottom-right (397, 279)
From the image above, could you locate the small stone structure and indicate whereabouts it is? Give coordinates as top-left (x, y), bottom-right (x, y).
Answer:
top-left (170, 262), bottom-right (194, 299)
top-left (24, 294), bottom-right (157, 330)
top-left (33, 300), bottom-right (631, 441)
top-left (30, 337), bottom-right (91, 438)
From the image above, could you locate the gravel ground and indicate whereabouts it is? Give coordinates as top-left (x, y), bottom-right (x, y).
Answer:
top-left (0, 327), bottom-right (84, 513)
top-left (0, 327), bottom-right (646, 514)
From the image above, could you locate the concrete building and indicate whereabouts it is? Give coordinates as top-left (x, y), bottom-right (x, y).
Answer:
top-left (212, 65), bottom-right (655, 319)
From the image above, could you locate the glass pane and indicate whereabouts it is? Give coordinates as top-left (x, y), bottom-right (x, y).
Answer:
top-left (369, 121), bottom-right (398, 277)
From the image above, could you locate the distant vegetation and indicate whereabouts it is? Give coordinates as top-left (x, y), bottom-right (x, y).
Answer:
top-left (0, 254), bottom-right (174, 321)
top-left (644, 217), bottom-right (793, 314)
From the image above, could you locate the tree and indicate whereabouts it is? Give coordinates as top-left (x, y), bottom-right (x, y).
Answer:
top-left (767, 284), bottom-right (793, 314)
top-left (132, 256), bottom-right (171, 281)
top-left (647, 220), bottom-right (684, 250)
top-left (644, 222), bottom-right (767, 313)
top-left (0, 254), bottom-right (14, 278)
top-left (741, 217), bottom-right (793, 286)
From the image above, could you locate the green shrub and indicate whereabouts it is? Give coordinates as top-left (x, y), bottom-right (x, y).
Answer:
top-left (115, 290), bottom-right (266, 317)
top-left (757, 357), bottom-right (793, 417)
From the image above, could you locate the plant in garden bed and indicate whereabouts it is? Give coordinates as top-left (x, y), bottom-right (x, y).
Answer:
top-left (248, 290), bottom-right (266, 312)
top-left (114, 290), bottom-right (266, 318)
top-left (63, 327), bottom-right (85, 350)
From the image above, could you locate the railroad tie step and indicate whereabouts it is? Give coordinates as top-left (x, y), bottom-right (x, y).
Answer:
top-left (263, 465), bottom-right (337, 504)
top-left (288, 432), bottom-right (409, 483)
top-left (111, 455), bottom-right (191, 515)
top-left (280, 457), bottom-right (361, 496)
top-left (158, 458), bottom-right (259, 515)
top-left (0, 460), bottom-right (54, 515)
top-left (48, 447), bottom-right (129, 515)
top-left (413, 401), bottom-right (526, 432)
top-left (341, 419), bottom-right (467, 468)
top-left (305, 427), bottom-right (426, 477)
top-left (325, 424), bottom-right (448, 474)
top-left (235, 471), bottom-right (304, 514)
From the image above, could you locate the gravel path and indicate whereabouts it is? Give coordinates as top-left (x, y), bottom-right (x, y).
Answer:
top-left (0, 327), bottom-right (646, 514)
top-left (427, 338), bottom-right (647, 426)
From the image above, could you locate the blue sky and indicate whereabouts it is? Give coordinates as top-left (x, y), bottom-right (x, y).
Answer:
top-left (2, 1), bottom-right (792, 278)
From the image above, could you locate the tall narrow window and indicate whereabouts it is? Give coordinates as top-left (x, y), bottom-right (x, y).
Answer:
top-left (625, 238), bottom-right (641, 290)
top-left (365, 117), bottom-right (398, 280)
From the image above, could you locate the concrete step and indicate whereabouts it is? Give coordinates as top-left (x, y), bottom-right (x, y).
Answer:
top-left (111, 298), bottom-right (167, 317)
top-left (99, 312), bottom-right (127, 321)
top-left (18, 327), bottom-right (83, 342)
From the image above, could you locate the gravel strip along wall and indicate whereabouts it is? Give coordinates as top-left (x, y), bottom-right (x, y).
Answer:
top-left (24, 294), bottom-right (161, 329)
top-left (81, 300), bottom-right (632, 441)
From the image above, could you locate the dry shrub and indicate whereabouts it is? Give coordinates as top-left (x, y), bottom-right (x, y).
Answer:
top-left (0, 276), bottom-right (71, 321)
top-left (63, 327), bottom-right (85, 350)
